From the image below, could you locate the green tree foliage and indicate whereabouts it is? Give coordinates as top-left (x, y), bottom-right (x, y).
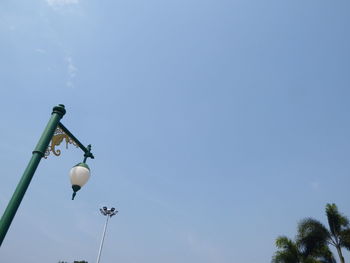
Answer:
top-left (272, 236), bottom-right (300, 263)
top-left (272, 235), bottom-right (335, 263)
top-left (297, 204), bottom-right (350, 263)
top-left (272, 203), bottom-right (350, 263)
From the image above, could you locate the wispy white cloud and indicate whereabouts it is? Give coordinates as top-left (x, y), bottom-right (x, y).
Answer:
top-left (35, 48), bottom-right (47, 54)
top-left (311, 181), bottom-right (320, 190)
top-left (66, 56), bottom-right (77, 78)
top-left (186, 232), bottom-right (228, 262)
top-left (46, 0), bottom-right (79, 7)
top-left (65, 56), bottom-right (78, 88)
top-left (66, 81), bottom-right (74, 88)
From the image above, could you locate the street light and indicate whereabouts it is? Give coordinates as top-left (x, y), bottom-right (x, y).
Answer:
top-left (70, 162), bottom-right (91, 200)
top-left (0, 104), bottom-right (94, 247)
top-left (96, 206), bottom-right (118, 263)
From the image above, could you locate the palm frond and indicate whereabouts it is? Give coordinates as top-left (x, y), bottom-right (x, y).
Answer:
top-left (326, 203), bottom-right (349, 237)
top-left (296, 218), bottom-right (330, 256)
top-left (273, 236), bottom-right (300, 263)
top-left (272, 250), bottom-right (299, 263)
top-left (339, 228), bottom-right (350, 250)
top-left (312, 245), bottom-right (336, 263)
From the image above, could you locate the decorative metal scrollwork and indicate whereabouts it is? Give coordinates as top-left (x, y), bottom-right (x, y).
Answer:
top-left (44, 127), bottom-right (78, 158)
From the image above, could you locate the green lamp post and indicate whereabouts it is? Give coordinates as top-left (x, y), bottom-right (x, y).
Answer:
top-left (0, 104), bottom-right (94, 247)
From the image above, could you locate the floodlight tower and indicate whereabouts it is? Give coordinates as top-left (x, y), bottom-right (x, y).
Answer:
top-left (96, 206), bottom-right (118, 263)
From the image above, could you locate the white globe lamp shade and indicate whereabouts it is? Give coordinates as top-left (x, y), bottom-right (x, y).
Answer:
top-left (69, 163), bottom-right (90, 200)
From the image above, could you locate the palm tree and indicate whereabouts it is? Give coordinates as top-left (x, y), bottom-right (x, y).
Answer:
top-left (272, 235), bottom-right (335, 263)
top-left (272, 236), bottom-right (300, 263)
top-left (297, 204), bottom-right (350, 263)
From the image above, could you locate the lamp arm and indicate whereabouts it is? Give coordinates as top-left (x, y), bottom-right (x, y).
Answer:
top-left (58, 122), bottom-right (95, 161)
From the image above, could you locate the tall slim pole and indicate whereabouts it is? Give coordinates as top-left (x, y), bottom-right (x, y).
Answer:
top-left (96, 215), bottom-right (109, 263)
top-left (0, 104), bottom-right (66, 246)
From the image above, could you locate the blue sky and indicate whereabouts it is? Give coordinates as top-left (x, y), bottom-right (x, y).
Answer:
top-left (1, 0), bottom-right (350, 262)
